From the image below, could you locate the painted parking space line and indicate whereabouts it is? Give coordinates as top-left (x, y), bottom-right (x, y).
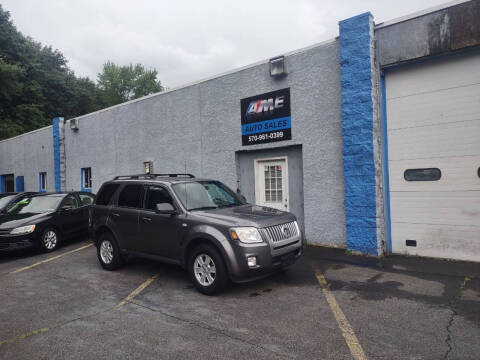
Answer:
top-left (0, 273), bottom-right (159, 348)
top-left (116, 274), bottom-right (158, 308)
top-left (314, 267), bottom-right (367, 360)
top-left (9, 243), bottom-right (92, 274)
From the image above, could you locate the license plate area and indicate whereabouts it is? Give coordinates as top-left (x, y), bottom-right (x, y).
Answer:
top-left (280, 252), bottom-right (296, 268)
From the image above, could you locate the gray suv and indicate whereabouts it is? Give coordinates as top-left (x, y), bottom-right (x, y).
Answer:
top-left (89, 174), bottom-right (304, 294)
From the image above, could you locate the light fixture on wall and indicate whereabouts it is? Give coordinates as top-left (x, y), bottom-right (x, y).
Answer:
top-left (70, 118), bottom-right (79, 131)
top-left (269, 56), bottom-right (287, 78)
top-left (144, 161), bottom-right (153, 174)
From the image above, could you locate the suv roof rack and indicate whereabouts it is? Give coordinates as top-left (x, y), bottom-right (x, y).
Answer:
top-left (113, 173), bottom-right (195, 180)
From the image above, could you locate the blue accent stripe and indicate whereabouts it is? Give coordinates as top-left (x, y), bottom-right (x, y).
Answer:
top-left (53, 118), bottom-right (61, 192)
top-left (339, 12), bottom-right (378, 256)
top-left (241, 116), bottom-right (290, 135)
top-left (0, 176), bottom-right (5, 194)
top-left (381, 72), bottom-right (392, 254)
top-left (15, 176), bottom-right (24, 192)
top-left (81, 168), bottom-right (84, 191)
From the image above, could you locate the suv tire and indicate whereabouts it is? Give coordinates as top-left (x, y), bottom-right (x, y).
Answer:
top-left (188, 243), bottom-right (228, 295)
top-left (97, 232), bottom-right (125, 270)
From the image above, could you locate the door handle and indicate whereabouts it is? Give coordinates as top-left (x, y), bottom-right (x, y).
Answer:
top-left (111, 212), bottom-right (120, 217)
top-left (142, 217), bottom-right (152, 223)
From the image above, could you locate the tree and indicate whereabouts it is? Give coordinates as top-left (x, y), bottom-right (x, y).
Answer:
top-left (97, 61), bottom-right (163, 107)
top-left (0, 4), bottom-right (164, 140)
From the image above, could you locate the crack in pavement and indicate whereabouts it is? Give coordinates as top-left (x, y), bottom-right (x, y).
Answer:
top-left (444, 276), bottom-right (470, 359)
top-left (0, 305), bottom-right (117, 348)
top-left (126, 299), bottom-right (294, 360)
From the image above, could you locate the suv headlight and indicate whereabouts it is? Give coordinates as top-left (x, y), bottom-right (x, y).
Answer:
top-left (10, 225), bottom-right (36, 235)
top-left (230, 227), bottom-right (263, 244)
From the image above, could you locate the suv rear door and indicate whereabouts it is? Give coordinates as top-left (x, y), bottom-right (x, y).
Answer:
top-left (138, 185), bottom-right (182, 259)
top-left (109, 184), bottom-right (143, 252)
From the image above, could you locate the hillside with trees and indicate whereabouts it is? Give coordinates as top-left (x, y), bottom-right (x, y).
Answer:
top-left (0, 5), bottom-right (163, 140)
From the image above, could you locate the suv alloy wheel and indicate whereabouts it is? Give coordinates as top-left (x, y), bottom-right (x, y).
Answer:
top-left (97, 232), bottom-right (125, 270)
top-left (188, 243), bottom-right (228, 295)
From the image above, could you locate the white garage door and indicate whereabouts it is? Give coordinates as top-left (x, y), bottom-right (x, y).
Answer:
top-left (386, 51), bottom-right (480, 262)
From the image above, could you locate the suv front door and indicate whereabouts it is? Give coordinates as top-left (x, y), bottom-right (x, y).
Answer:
top-left (139, 185), bottom-right (182, 259)
top-left (109, 184), bottom-right (142, 252)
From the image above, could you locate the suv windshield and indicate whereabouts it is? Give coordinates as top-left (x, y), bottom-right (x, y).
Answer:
top-left (7, 196), bottom-right (63, 215)
top-left (172, 181), bottom-right (244, 211)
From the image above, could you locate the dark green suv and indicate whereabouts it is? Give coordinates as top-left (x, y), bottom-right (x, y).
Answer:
top-left (90, 174), bottom-right (304, 294)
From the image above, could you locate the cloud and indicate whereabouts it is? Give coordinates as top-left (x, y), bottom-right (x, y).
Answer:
top-left (2, 0), bottom-right (449, 88)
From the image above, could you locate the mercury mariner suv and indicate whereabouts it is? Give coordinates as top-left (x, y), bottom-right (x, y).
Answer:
top-left (89, 174), bottom-right (304, 294)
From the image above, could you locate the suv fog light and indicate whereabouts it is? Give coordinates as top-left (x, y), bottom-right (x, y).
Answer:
top-left (247, 256), bottom-right (257, 267)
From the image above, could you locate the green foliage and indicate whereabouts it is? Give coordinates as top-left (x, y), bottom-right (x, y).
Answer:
top-left (97, 61), bottom-right (163, 107)
top-left (0, 5), bottom-right (163, 140)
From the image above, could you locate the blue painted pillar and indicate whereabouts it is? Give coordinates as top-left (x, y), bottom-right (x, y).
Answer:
top-left (339, 13), bottom-right (378, 255)
top-left (15, 176), bottom-right (24, 192)
top-left (53, 118), bottom-right (62, 192)
top-left (0, 175), bottom-right (4, 193)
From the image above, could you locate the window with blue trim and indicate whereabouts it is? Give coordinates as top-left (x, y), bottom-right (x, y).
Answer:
top-left (39, 172), bottom-right (47, 192)
top-left (81, 167), bottom-right (92, 191)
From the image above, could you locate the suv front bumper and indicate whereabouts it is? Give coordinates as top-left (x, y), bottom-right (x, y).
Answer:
top-left (228, 232), bottom-right (305, 283)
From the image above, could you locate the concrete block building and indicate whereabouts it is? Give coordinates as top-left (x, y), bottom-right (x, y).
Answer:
top-left (1, 1), bottom-right (479, 261)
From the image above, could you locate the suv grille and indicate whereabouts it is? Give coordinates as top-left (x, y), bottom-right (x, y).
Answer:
top-left (261, 221), bottom-right (298, 243)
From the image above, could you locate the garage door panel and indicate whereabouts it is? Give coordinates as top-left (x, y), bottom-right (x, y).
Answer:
top-left (391, 223), bottom-right (480, 262)
top-left (389, 156), bottom-right (480, 192)
top-left (386, 83), bottom-right (480, 130)
top-left (388, 119), bottom-right (480, 161)
top-left (390, 191), bottom-right (480, 227)
top-left (386, 51), bottom-right (480, 261)
top-left (386, 51), bottom-right (480, 99)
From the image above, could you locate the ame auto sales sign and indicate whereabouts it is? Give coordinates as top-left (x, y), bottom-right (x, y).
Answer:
top-left (240, 88), bottom-right (291, 145)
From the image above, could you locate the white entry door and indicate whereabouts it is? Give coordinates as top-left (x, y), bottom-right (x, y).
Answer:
top-left (255, 158), bottom-right (289, 211)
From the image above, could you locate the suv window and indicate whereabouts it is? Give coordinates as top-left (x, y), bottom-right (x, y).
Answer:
top-left (118, 184), bottom-right (143, 208)
top-left (96, 184), bottom-right (120, 205)
top-left (79, 193), bottom-right (95, 206)
top-left (145, 186), bottom-right (174, 211)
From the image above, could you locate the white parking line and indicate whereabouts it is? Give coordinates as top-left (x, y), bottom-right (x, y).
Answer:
top-left (314, 268), bottom-right (367, 360)
top-left (116, 274), bottom-right (158, 308)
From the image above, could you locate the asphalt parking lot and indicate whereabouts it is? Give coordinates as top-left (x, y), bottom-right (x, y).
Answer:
top-left (0, 239), bottom-right (479, 360)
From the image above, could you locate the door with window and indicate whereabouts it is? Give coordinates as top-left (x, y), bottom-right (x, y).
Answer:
top-left (110, 184), bottom-right (142, 251)
top-left (386, 51), bottom-right (480, 261)
top-left (139, 185), bottom-right (182, 259)
top-left (59, 194), bottom-right (82, 235)
top-left (255, 158), bottom-right (289, 211)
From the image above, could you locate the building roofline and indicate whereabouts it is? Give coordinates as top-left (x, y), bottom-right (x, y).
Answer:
top-left (0, 125), bottom-right (52, 144)
top-left (375, 0), bottom-right (471, 29)
top-left (69, 37), bottom-right (338, 123)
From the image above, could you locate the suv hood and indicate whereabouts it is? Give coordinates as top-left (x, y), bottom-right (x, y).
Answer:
top-left (0, 213), bottom-right (52, 230)
top-left (191, 204), bottom-right (296, 228)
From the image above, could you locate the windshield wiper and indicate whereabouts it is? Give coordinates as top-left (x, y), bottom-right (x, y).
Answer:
top-left (217, 203), bottom-right (239, 208)
top-left (188, 206), bottom-right (218, 211)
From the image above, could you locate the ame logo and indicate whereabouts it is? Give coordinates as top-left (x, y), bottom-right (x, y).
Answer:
top-left (246, 96), bottom-right (285, 118)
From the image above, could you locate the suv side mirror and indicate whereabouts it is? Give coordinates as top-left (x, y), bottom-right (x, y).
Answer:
top-left (155, 203), bottom-right (177, 215)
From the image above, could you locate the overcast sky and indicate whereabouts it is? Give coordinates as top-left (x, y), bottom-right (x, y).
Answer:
top-left (2, 0), bottom-right (451, 88)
